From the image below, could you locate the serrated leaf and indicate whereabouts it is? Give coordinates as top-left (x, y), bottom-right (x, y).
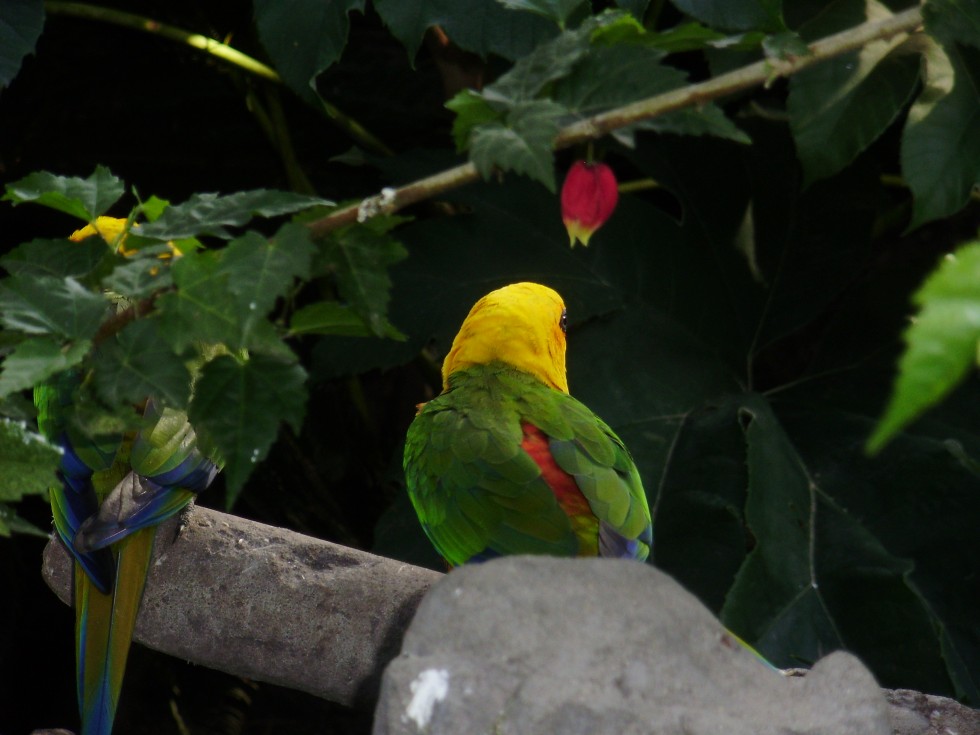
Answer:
top-left (137, 190), bottom-right (331, 240)
top-left (671, 0), bottom-right (785, 32)
top-left (496, 0), bottom-right (589, 27)
top-left (289, 301), bottom-right (404, 338)
top-left (902, 40), bottom-right (980, 230)
top-left (0, 0), bottom-right (44, 91)
top-left (91, 319), bottom-right (191, 409)
top-left (471, 100), bottom-right (566, 189)
top-left (0, 274), bottom-right (107, 339)
top-left (868, 241), bottom-right (980, 453)
top-left (189, 354), bottom-right (307, 504)
top-left (218, 224), bottom-right (314, 316)
top-left (155, 251), bottom-right (240, 352)
top-left (0, 503), bottom-right (47, 537)
top-left (0, 337), bottom-right (90, 398)
top-left (923, 0), bottom-right (980, 50)
top-left (320, 225), bottom-right (408, 337)
top-left (788, 0), bottom-right (921, 185)
top-left (486, 23), bottom-right (593, 103)
top-left (254, 0), bottom-right (364, 95)
top-left (101, 256), bottom-right (173, 299)
top-left (446, 90), bottom-right (502, 151)
top-left (2, 166), bottom-right (124, 221)
top-left (0, 417), bottom-right (61, 503)
top-left (553, 44), bottom-right (750, 144)
top-left (0, 237), bottom-right (107, 278)
top-left (374, 0), bottom-right (557, 61)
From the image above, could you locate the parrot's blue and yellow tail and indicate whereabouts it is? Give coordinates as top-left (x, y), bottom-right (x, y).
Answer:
top-left (38, 376), bottom-right (219, 735)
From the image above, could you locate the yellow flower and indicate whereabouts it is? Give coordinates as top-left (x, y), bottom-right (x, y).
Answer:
top-left (69, 216), bottom-right (182, 259)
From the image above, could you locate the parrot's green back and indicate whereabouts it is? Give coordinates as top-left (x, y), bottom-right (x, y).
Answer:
top-left (404, 362), bottom-right (652, 567)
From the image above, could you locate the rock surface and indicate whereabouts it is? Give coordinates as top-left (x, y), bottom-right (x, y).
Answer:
top-left (42, 504), bottom-right (442, 708)
top-left (374, 556), bottom-right (894, 735)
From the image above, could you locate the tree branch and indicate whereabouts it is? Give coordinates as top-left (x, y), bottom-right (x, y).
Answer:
top-left (41, 505), bottom-right (443, 709)
top-left (307, 5), bottom-right (924, 237)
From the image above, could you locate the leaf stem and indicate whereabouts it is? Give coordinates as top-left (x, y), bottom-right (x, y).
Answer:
top-left (306, 5), bottom-right (924, 235)
top-left (43, 1), bottom-right (393, 156)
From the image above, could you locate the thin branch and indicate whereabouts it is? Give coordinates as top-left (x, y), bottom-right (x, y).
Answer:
top-left (43, 1), bottom-right (393, 156)
top-left (306, 5), bottom-right (924, 236)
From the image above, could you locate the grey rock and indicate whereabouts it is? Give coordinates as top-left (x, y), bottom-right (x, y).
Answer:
top-left (886, 689), bottom-right (980, 735)
top-left (42, 504), bottom-right (442, 708)
top-left (374, 556), bottom-right (892, 735)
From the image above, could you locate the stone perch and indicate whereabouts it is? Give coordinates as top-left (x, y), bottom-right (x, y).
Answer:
top-left (40, 504), bottom-right (443, 708)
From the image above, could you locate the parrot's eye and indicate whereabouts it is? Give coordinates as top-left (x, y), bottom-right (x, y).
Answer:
top-left (559, 308), bottom-right (567, 334)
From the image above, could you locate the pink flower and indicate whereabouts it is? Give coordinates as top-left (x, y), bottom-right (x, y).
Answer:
top-left (560, 161), bottom-right (619, 247)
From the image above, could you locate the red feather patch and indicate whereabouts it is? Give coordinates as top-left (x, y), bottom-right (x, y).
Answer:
top-left (520, 422), bottom-right (593, 525)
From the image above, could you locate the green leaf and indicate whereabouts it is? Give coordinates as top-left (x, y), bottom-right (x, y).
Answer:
top-left (91, 319), bottom-right (192, 409)
top-left (0, 0), bottom-right (44, 91)
top-left (446, 90), bottom-right (502, 151)
top-left (0, 274), bottom-right (107, 339)
top-left (485, 23), bottom-right (592, 103)
top-left (670, 0), bottom-right (785, 32)
top-left (0, 503), bottom-right (47, 537)
top-left (923, 0), bottom-right (980, 50)
top-left (289, 301), bottom-right (404, 338)
top-left (155, 251), bottom-right (240, 352)
top-left (867, 241), bottom-right (980, 453)
top-left (101, 256), bottom-right (173, 299)
top-left (553, 44), bottom-right (750, 144)
top-left (254, 0), bottom-right (364, 95)
top-left (0, 417), bottom-right (61, 504)
top-left (2, 166), bottom-right (124, 221)
top-left (902, 40), bottom-right (980, 230)
top-left (788, 0), bottom-right (922, 184)
top-left (319, 224), bottom-right (408, 338)
top-left (218, 224), bottom-right (315, 316)
top-left (470, 100), bottom-right (565, 189)
top-left (189, 354), bottom-right (307, 504)
top-left (0, 337), bottom-right (90, 398)
top-left (496, 0), bottom-right (589, 27)
top-left (374, 0), bottom-right (557, 61)
top-left (0, 237), bottom-right (107, 278)
top-left (137, 190), bottom-right (331, 240)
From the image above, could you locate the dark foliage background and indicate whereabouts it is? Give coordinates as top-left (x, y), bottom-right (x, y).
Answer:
top-left (1, 1), bottom-right (978, 733)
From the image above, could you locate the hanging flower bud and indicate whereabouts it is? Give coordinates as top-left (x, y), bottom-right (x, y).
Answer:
top-left (560, 161), bottom-right (618, 247)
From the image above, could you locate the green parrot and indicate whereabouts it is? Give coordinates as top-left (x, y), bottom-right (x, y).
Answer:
top-left (403, 282), bottom-right (652, 566)
top-left (36, 371), bottom-right (221, 735)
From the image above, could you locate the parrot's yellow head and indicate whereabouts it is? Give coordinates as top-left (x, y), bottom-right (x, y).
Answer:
top-left (442, 282), bottom-right (569, 393)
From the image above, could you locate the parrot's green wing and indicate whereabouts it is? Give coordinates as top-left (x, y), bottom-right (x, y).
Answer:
top-left (404, 363), bottom-right (651, 566)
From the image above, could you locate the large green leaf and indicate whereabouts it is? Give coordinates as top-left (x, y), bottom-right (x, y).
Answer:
top-left (318, 223), bottom-right (408, 338)
top-left (189, 354), bottom-right (307, 504)
top-left (2, 166), bottom-right (124, 221)
top-left (496, 0), bottom-right (590, 27)
top-left (101, 256), bottom-right (174, 299)
top-left (253, 0), bottom-right (365, 95)
top-left (0, 337), bottom-right (90, 398)
top-left (289, 301), bottom-right (395, 338)
top-left (219, 224), bottom-right (315, 316)
top-left (788, 0), bottom-right (921, 185)
top-left (0, 417), bottom-right (59, 536)
top-left (0, 237), bottom-right (108, 279)
top-left (91, 319), bottom-right (192, 409)
top-left (923, 0), bottom-right (980, 49)
top-left (0, 0), bottom-right (43, 91)
top-left (669, 0), bottom-right (784, 32)
top-left (868, 241), bottom-right (980, 453)
top-left (374, 0), bottom-right (557, 61)
top-left (470, 100), bottom-right (566, 189)
top-left (0, 274), bottom-right (107, 339)
top-left (137, 190), bottom-right (330, 240)
top-left (902, 40), bottom-right (980, 230)
top-left (155, 251), bottom-right (240, 352)
top-left (552, 44), bottom-right (750, 143)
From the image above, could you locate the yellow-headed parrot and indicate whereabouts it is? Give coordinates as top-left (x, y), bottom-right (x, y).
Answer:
top-left (403, 282), bottom-right (652, 566)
